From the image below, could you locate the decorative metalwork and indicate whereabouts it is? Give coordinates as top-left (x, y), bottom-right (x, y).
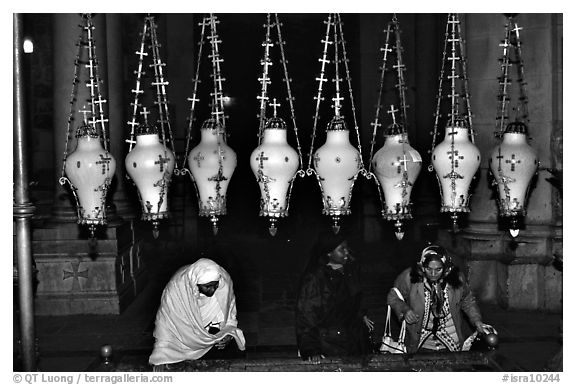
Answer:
top-left (125, 14), bottom-right (177, 238)
top-left (429, 13), bottom-right (480, 231)
top-left (307, 13), bottom-right (364, 233)
top-left (489, 15), bottom-right (539, 237)
top-left (58, 14), bottom-right (115, 239)
top-left (250, 14), bottom-right (304, 236)
top-left (367, 15), bottom-right (422, 240)
top-left (181, 14), bottom-right (237, 235)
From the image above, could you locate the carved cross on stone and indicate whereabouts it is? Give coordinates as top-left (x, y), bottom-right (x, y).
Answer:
top-left (448, 150), bottom-right (465, 168)
top-left (119, 257), bottom-right (128, 284)
top-left (63, 260), bottom-right (89, 293)
top-left (96, 153), bottom-right (112, 175)
top-left (155, 154), bottom-right (170, 172)
top-left (505, 154), bottom-right (521, 171)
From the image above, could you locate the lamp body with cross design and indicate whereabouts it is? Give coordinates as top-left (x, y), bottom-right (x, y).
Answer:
top-left (188, 118), bottom-right (237, 233)
top-left (313, 116), bottom-right (362, 232)
top-left (431, 119), bottom-right (480, 215)
top-left (489, 121), bottom-right (538, 234)
top-left (372, 122), bottom-right (422, 237)
top-left (125, 122), bottom-right (175, 232)
top-left (250, 116), bottom-right (299, 236)
top-left (64, 121), bottom-right (116, 230)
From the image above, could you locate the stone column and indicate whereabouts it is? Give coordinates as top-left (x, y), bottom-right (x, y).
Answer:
top-left (439, 14), bottom-right (562, 311)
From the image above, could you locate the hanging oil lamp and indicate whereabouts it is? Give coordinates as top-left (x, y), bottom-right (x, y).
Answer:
top-left (125, 15), bottom-right (177, 239)
top-left (371, 108), bottom-right (422, 240)
top-left (125, 110), bottom-right (175, 239)
top-left (249, 14), bottom-right (304, 236)
top-left (429, 13), bottom-right (480, 231)
top-left (59, 14), bottom-right (116, 238)
top-left (180, 14), bottom-right (237, 235)
top-left (489, 15), bottom-right (539, 237)
top-left (188, 117), bottom-right (236, 235)
top-left (307, 14), bottom-right (364, 234)
top-left (367, 16), bottom-right (422, 240)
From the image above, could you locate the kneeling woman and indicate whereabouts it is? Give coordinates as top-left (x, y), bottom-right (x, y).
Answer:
top-left (149, 258), bottom-right (245, 370)
top-left (387, 245), bottom-right (496, 353)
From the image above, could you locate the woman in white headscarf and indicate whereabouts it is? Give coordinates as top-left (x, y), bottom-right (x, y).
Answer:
top-left (149, 258), bottom-right (245, 369)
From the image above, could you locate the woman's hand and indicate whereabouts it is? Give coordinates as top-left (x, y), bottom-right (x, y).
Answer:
top-left (363, 315), bottom-right (375, 332)
top-left (403, 309), bottom-right (420, 324)
top-left (215, 335), bottom-right (233, 349)
top-left (307, 354), bottom-right (325, 364)
top-left (475, 322), bottom-right (497, 335)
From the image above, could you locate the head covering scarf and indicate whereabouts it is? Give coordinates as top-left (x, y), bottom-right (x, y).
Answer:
top-left (149, 258), bottom-right (245, 365)
top-left (196, 264), bottom-right (221, 285)
top-left (304, 231), bottom-right (348, 273)
top-left (418, 245), bottom-right (451, 317)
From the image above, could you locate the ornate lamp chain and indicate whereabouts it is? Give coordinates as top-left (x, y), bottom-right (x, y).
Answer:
top-left (429, 16), bottom-right (450, 166)
top-left (307, 13), bottom-right (333, 173)
top-left (257, 13), bottom-right (273, 144)
top-left (456, 16), bottom-right (474, 142)
top-left (148, 16), bottom-right (176, 153)
top-left (367, 22), bottom-right (394, 176)
top-left (495, 17), bottom-right (513, 138)
top-left (126, 18), bottom-right (148, 152)
top-left (274, 14), bottom-right (305, 174)
top-left (179, 16), bottom-right (208, 174)
top-left (393, 16), bottom-right (409, 131)
top-left (126, 15), bottom-right (176, 171)
top-left (208, 14), bottom-right (227, 132)
top-left (61, 14), bottom-right (110, 180)
top-left (448, 14), bottom-right (460, 126)
top-left (429, 14), bottom-right (472, 170)
top-left (60, 19), bottom-right (84, 180)
top-left (85, 14), bottom-right (109, 152)
top-left (512, 20), bottom-right (530, 125)
top-left (336, 14), bottom-right (364, 170)
top-left (332, 17), bottom-right (342, 117)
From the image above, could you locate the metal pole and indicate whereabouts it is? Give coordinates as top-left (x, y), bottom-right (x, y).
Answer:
top-left (14, 13), bottom-right (37, 371)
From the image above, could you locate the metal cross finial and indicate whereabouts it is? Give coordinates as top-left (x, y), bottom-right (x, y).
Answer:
top-left (387, 104), bottom-right (399, 125)
top-left (270, 98), bottom-right (280, 117)
top-left (140, 106), bottom-right (150, 124)
top-left (79, 105), bottom-right (91, 123)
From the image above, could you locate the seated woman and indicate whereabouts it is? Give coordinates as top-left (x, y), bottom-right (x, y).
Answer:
top-left (296, 231), bottom-right (374, 364)
top-left (387, 244), bottom-right (496, 353)
top-left (149, 258), bottom-right (245, 370)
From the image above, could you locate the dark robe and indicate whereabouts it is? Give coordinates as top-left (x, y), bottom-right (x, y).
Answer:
top-left (295, 261), bottom-right (369, 359)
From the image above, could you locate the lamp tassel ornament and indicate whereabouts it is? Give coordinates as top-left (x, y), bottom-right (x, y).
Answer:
top-left (489, 15), bottom-right (538, 238)
top-left (429, 14), bottom-right (480, 232)
top-left (250, 14), bottom-right (305, 236)
top-left (180, 14), bottom-right (237, 235)
top-left (367, 15), bottom-right (422, 240)
top-left (59, 14), bottom-right (116, 239)
top-left (125, 15), bottom-right (176, 239)
top-left (307, 14), bottom-right (364, 234)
